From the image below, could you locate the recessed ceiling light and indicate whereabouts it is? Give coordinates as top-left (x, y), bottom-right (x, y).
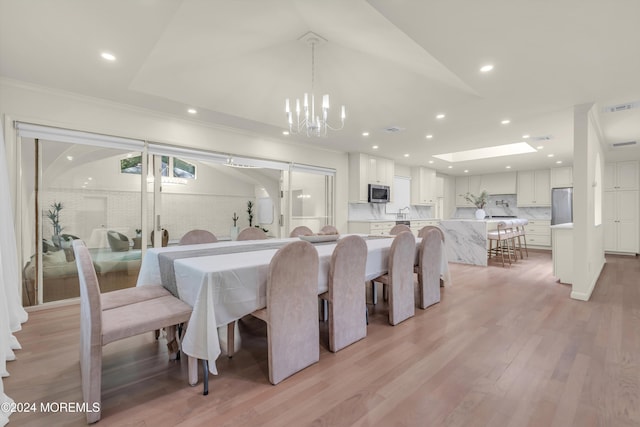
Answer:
top-left (428, 160), bottom-right (434, 164)
top-left (480, 64), bottom-right (494, 73)
top-left (403, 153), bottom-right (410, 157)
top-left (547, 154), bottom-right (554, 157)
top-left (83, 182), bottom-right (88, 185)
top-left (362, 132), bottom-right (370, 137)
top-left (506, 166), bottom-right (511, 169)
top-left (101, 52), bottom-right (116, 61)
top-left (88, 177), bottom-right (92, 180)
top-left (522, 134), bottom-right (530, 139)
top-left (447, 165), bottom-right (453, 169)
top-left (556, 160), bottom-right (563, 164)
top-left (436, 113), bottom-right (446, 119)
top-left (537, 146), bottom-right (544, 150)
top-left (282, 131), bottom-right (289, 136)
top-left (501, 119), bottom-right (511, 125)
top-left (81, 185), bottom-right (86, 189)
top-left (425, 134), bottom-right (433, 139)
top-left (464, 170), bottom-right (469, 173)
top-left (66, 156), bottom-right (73, 161)
top-left (187, 108), bottom-right (197, 114)
top-left (372, 145), bottom-right (378, 150)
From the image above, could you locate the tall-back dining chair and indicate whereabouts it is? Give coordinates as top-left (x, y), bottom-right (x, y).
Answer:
top-left (319, 235), bottom-right (367, 352)
top-left (320, 225), bottom-right (339, 235)
top-left (369, 231), bottom-right (416, 325)
top-left (415, 229), bottom-right (442, 309)
top-left (389, 224), bottom-right (411, 235)
top-left (73, 240), bottom-right (192, 423)
top-left (236, 227), bottom-right (268, 241)
top-left (179, 229), bottom-right (218, 245)
top-left (418, 225), bottom-right (445, 242)
top-left (251, 240), bottom-right (320, 384)
top-left (289, 225), bottom-right (314, 237)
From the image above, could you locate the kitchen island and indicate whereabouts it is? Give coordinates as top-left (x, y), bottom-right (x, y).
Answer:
top-left (439, 219), bottom-right (514, 266)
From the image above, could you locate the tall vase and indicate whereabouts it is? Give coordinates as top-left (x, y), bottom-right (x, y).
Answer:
top-left (475, 209), bottom-right (486, 220)
top-left (230, 225), bottom-right (239, 241)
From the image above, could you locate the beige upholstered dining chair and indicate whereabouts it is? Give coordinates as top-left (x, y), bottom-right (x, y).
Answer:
top-left (319, 235), bottom-right (367, 352)
top-left (414, 229), bottom-right (442, 309)
top-left (320, 225), bottom-right (339, 235)
top-left (369, 231), bottom-right (416, 325)
top-left (73, 240), bottom-right (192, 424)
top-left (418, 225), bottom-right (444, 242)
top-left (179, 229), bottom-right (218, 245)
top-left (289, 225), bottom-right (314, 237)
top-left (250, 240), bottom-right (320, 384)
top-left (389, 224), bottom-right (411, 235)
top-left (236, 227), bottom-right (268, 241)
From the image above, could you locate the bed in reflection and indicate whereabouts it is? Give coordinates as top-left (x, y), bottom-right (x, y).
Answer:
top-left (22, 247), bottom-right (142, 306)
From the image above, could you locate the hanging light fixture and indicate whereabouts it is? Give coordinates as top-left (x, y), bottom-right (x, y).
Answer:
top-left (285, 32), bottom-right (346, 137)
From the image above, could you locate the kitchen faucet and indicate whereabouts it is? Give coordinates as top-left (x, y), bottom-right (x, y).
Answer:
top-left (397, 206), bottom-right (410, 220)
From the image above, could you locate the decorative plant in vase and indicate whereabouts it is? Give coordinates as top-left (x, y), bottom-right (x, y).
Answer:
top-left (247, 201), bottom-right (254, 227)
top-left (230, 212), bottom-right (240, 240)
top-left (46, 201), bottom-right (64, 247)
top-left (463, 190), bottom-right (489, 219)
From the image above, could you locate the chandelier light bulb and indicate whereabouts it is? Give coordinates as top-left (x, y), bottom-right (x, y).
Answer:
top-left (284, 32), bottom-right (346, 137)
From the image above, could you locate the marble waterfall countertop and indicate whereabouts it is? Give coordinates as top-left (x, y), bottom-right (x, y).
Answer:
top-left (439, 218), bottom-right (520, 266)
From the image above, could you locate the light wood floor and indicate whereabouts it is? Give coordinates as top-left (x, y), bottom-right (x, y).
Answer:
top-left (5, 251), bottom-right (640, 426)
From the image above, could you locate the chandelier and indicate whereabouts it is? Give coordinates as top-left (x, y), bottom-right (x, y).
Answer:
top-left (285, 32), bottom-right (346, 137)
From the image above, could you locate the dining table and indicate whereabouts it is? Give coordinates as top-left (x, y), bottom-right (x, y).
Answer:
top-left (135, 234), bottom-right (450, 386)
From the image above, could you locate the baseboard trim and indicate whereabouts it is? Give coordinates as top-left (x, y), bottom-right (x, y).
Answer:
top-left (570, 258), bottom-right (605, 301)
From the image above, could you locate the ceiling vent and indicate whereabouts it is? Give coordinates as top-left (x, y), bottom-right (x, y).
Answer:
top-left (530, 135), bottom-right (553, 142)
top-left (383, 126), bottom-right (405, 133)
top-left (603, 101), bottom-right (640, 113)
top-left (610, 141), bottom-right (637, 149)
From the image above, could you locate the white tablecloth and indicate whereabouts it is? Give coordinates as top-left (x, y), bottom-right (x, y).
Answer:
top-left (136, 235), bottom-right (450, 375)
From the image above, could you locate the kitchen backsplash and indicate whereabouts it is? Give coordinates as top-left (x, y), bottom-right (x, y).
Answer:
top-left (349, 203), bottom-right (434, 221)
top-left (453, 194), bottom-right (551, 219)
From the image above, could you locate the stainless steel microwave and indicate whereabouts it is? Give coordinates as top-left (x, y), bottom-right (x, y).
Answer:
top-left (368, 184), bottom-right (390, 203)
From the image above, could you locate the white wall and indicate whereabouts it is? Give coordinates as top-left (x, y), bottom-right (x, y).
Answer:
top-left (1, 80), bottom-right (349, 240)
top-left (571, 104), bottom-right (606, 301)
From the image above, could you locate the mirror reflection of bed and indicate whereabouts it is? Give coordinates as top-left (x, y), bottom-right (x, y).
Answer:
top-left (22, 246), bottom-right (142, 306)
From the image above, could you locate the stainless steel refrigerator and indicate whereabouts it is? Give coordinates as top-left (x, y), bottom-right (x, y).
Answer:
top-left (551, 187), bottom-right (573, 225)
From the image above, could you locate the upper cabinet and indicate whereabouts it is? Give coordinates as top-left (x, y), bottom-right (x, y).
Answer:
top-left (550, 166), bottom-right (573, 188)
top-left (480, 172), bottom-right (517, 195)
top-left (348, 153), bottom-right (395, 202)
top-left (604, 161), bottom-right (638, 191)
top-left (455, 175), bottom-right (482, 207)
top-left (517, 169), bottom-right (551, 206)
top-left (410, 166), bottom-right (437, 205)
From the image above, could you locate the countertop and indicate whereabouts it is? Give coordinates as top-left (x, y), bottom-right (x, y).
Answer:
top-left (550, 222), bottom-right (574, 229)
top-left (348, 218), bottom-right (440, 223)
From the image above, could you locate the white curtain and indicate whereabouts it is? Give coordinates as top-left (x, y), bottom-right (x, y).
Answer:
top-left (0, 124), bottom-right (29, 425)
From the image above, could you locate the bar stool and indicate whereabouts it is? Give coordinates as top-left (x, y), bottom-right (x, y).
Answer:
top-left (512, 219), bottom-right (529, 258)
top-left (487, 220), bottom-right (516, 267)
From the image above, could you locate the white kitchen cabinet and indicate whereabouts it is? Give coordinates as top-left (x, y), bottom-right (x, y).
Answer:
top-left (525, 219), bottom-right (551, 247)
top-left (550, 166), bottom-right (573, 188)
top-left (603, 190), bottom-right (639, 253)
top-left (348, 221), bottom-right (396, 235)
top-left (517, 169), bottom-right (551, 206)
top-left (409, 219), bottom-right (440, 236)
top-left (410, 167), bottom-right (437, 205)
top-left (455, 175), bottom-right (482, 207)
top-left (348, 153), bottom-right (395, 202)
top-left (604, 161), bottom-right (638, 191)
top-left (551, 224), bottom-right (573, 284)
top-left (480, 172), bottom-right (517, 195)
